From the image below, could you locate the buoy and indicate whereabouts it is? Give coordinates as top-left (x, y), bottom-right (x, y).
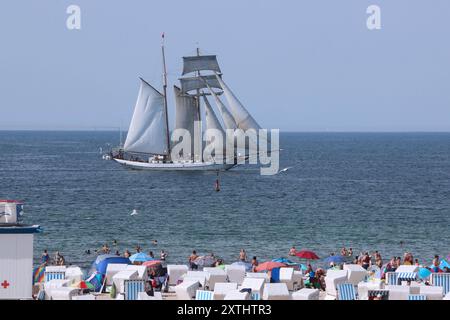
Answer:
top-left (214, 171), bottom-right (220, 192)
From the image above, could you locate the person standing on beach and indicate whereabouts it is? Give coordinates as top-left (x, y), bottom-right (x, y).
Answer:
top-left (251, 256), bottom-right (259, 272)
top-left (41, 249), bottom-right (49, 266)
top-left (239, 249), bottom-right (247, 262)
top-left (160, 250), bottom-right (168, 261)
top-left (124, 250), bottom-right (131, 258)
top-left (189, 250), bottom-right (199, 270)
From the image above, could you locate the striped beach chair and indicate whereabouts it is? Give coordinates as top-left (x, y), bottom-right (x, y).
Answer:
top-left (124, 280), bottom-right (145, 300)
top-left (408, 294), bottom-right (426, 301)
top-left (397, 272), bottom-right (417, 284)
top-left (368, 289), bottom-right (389, 300)
top-left (195, 290), bottom-right (214, 300)
top-left (44, 271), bottom-right (66, 282)
top-left (386, 272), bottom-right (398, 285)
top-left (431, 273), bottom-right (450, 295)
top-left (337, 283), bottom-right (357, 300)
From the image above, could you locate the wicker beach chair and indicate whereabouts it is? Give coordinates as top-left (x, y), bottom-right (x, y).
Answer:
top-left (408, 294), bottom-right (426, 300)
top-left (124, 279), bottom-right (145, 300)
top-left (337, 283), bottom-right (357, 300)
top-left (431, 273), bottom-right (450, 295)
top-left (195, 290), bottom-right (214, 300)
top-left (386, 272), bottom-right (398, 285)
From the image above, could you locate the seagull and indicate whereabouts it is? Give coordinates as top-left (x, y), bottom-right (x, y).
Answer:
top-left (130, 209), bottom-right (138, 216)
top-left (278, 167), bottom-right (293, 174)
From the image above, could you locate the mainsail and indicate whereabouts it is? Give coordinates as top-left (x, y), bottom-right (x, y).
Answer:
top-left (180, 75), bottom-right (222, 94)
top-left (123, 78), bottom-right (169, 155)
top-left (182, 55), bottom-right (221, 75)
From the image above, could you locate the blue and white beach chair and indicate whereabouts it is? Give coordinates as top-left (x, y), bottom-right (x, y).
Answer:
top-left (195, 290), bottom-right (214, 300)
top-left (251, 292), bottom-right (261, 300)
top-left (397, 272), bottom-right (417, 284)
top-left (408, 294), bottom-right (426, 301)
top-left (44, 271), bottom-right (66, 282)
top-left (124, 279), bottom-right (145, 300)
top-left (386, 272), bottom-right (398, 285)
top-left (337, 283), bottom-right (357, 300)
top-left (431, 273), bottom-right (450, 295)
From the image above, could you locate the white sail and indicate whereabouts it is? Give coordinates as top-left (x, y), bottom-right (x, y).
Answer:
top-left (180, 75), bottom-right (222, 94)
top-left (203, 96), bottom-right (226, 161)
top-left (123, 78), bottom-right (168, 155)
top-left (182, 55), bottom-right (221, 75)
top-left (203, 95), bottom-right (224, 133)
top-left (216, 75), bottom-right (261, 131)
top-left (206, 83), bottom-right (237, 130)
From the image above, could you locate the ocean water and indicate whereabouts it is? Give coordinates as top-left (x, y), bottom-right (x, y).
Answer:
top-left (1, 131), bottom-right (449, 268)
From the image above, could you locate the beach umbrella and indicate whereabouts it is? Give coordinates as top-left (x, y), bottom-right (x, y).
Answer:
top-left (71, 280), bottom-right (95, 290)
top-left (323, 255), bottom-right (345, 264)
top-left (129, 252), bottom-right (152, 263)
top-left (272, 258), bottom-right (298, 265)
top-left (439, 260), bottom-right (450, 270)
top-left (418, 268), bottom-right (432, 279)
top-left (94, 254), bottom-right (117, 265)
top-left (143, 260), bottom-right (162, 267)
top-left (295, 250), bottom-right (320, 260)
top-left (95, 256), bottom-right (131, 274)
top-left (231, 261), bottom-right (252, 272)
top-left (194, 256), bottom-right (216, 267)
top-left (255, 261), bottom-right (286, 272)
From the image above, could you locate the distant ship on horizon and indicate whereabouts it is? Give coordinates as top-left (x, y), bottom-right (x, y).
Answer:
top-left (107, 39), bottom-right (263, 171)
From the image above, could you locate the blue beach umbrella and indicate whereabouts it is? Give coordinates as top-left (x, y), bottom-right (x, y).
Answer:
top-left (418, 268), bottom-right (432, 279)
top-left (323, 255), bottom-right (345, 264)
top-left (129, 252), bottom-right (153, 263)
top-left (95, 256), bottom-right (131, 274)
top-left (272, 258), bottom-right (298, 265)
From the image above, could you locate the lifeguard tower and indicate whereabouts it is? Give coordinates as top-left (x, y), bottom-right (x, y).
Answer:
top-left (0, 200), bottom-right (41, 299)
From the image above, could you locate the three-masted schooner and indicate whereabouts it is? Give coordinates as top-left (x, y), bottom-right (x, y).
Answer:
top-left (110, 39), bottom-right (262, 171)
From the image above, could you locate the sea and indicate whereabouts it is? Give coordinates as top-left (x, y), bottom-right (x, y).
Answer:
top-left (0, 131), bottom-right (449, 269)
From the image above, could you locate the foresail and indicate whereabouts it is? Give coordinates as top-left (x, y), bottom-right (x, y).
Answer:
top-left (182, 55), bottom-right (221, 75)
top-left (203, 96), bottom-right (226, 161)
top-left (216, 75), bottom-right (261, 131)
top-left (180, 75), bottom-right (222, 94)
top-left (206, 83), bottom-right (237, 130)
top-left (124, 78), bottom-right (169, 155)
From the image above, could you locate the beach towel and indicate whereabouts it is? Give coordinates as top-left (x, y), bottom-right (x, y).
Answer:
top-left (33, 265), bottom-right (45, 284)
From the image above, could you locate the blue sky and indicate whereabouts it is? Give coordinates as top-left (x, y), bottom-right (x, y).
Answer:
top-left (0, 0), bottom-right (449, 131)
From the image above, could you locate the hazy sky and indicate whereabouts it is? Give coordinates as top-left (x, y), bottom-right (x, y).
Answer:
top-left (1, 0), bottom-right (449, 131)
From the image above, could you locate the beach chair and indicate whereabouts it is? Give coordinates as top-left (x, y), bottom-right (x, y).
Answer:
top-left (291, 288), bottom-right (320, 300)
top-left (225, 265), bottom-right (246, 285)
top-left (124, 279), bottom-right (145, 300)
top-left (240, 278), bottom-right (265, 296)
top-left (105, 263), bottom-right (128, 286)
top-left (167, 264), bottom-right (189, 286)
top-left (213, 283), bottom-right (238, 300)
top-left (245, 272), bottom-right (271, 283)
top-left (408, 294), bottom-right (426, 300)
top-left (175, 280), bottom-right (200, 300)
top-left (49, 287), bottom-right (79, 300)
top-left (431, 273), bottom-right (450, 295)
top-left (293, 271), bottom-right (304, 290)
top-left (324, 270), bottom-right (348, 297)
top-left (138, 291), bottom-right (163, 300)
top-left (185, 271), bottom-right (208, 288)
top-left (65, 266), bottom-right (84, 283)
top-left (195, 290), bottom-right (214, 300)
top-left (337, 283), bottom-right (357, 300)
top-left (419, 285), bottom-right (443, 300)
top-left (43, 279), bottom-right (71, 300)
top-left (262, 283), bottom-right (290, 300)
top-left (279, 268), bottom-right (295, 290)
top-left (386, 285), bottom-right (411, 300)
top-left (396, 272), bottom-right (418, 285)
top-left (204, 267), bottom-right (227, 290)
top-left (224, 290), bottom-right (250, 300)
top-left (112, 270), bottom-right (139, 293)
top-left (367, 289), bottom-right (389, 300)
top-left (343, 264), bottom-right (367, 285)
top-left (125, 265), bottom-right (149, 281)
top-left (386, 272), bottom-right (399, 285)
top-left (44, 266), bottom-right (67, 282)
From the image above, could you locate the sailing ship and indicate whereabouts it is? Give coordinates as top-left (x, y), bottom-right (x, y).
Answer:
top-left (109, 39), bottom-right (263, 171)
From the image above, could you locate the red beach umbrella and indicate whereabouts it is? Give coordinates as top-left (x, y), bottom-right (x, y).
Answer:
top-left (295, 250), bottom-right (320, 260)
top-left (254, 261), bottom-right (286, 272)
top-left (143, 260), bottom-right (162, 267)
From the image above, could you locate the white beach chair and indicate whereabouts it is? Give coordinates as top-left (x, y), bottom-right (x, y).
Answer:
top-left (167, 264), bottom-right (189, 286)
top-left (213, 283), bottom-right (238, 300)
top-left (175, 280), bottom-right (200, 300)
top-left (324, 270), bottom-right (348, 297)
top-left (240, 277), bottom-right (265, 296)
top-left (245, 272), bottom-right (271, 283)
top-left (386, 285), bottom-right (411, 300)
top-left (343, 264), bottom-right (367, 285)
top-left (225, 265), bottom-right (246, 285)
top-left (44, 266), bottom-right (67, 282)
top-left (223, 290), bottom-right (250, 300)
top-left (262, 283), bottom-right (290, 300)
top-left (105, 263), bottom-right (128, 286)
top-left (43, 279), bottom-right (71, 300)
top-left (419, 285), bottom-right (443, 300)
top-left (125, 265), bottom-right (149, 281)
top-left (430, 273), bottom-right (450, 295)
top-left (138, 291), bottom-right (163, 300)
top-left (112, 270), bottom-right (139, 293)
top-left (204, 267), bottom-right (228, 290)
top-left (279, 268), bottom-right (295, 290)
top-left (49, 287), bottom-right (79, 300)
top-left (337, 283), bottom-right (357, 300)
top-left (396, 265), bottom-right (419, 273)
top-left (184, 271), bottom-right (208, 288)
top-left (385, 272), bottom-right (399, 285)
top-left (72, 294), bottom-right (96, 300)
top-left (65, 266), bottom-right (84, 283)
top-left (293, 271), bottom-right (304, 290)
top-left (291, 288), bottom-right (320, 300)
top-left (195, 290), bottom-right (214, 300)
top-left (124, 279), bottom-right (145, 300)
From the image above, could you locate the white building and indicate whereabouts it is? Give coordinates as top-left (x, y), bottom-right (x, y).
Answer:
top-left (0, 200), bottom-right (41, 300)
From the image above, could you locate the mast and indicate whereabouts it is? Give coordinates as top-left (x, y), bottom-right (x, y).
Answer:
top-left (196, 46), bottom-right (202, 162)
top-left (161, 33), bottom-right (171, 159)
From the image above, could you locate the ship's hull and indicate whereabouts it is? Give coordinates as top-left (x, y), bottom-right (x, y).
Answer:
top-left (114, 159), bottom-right (236, 171)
